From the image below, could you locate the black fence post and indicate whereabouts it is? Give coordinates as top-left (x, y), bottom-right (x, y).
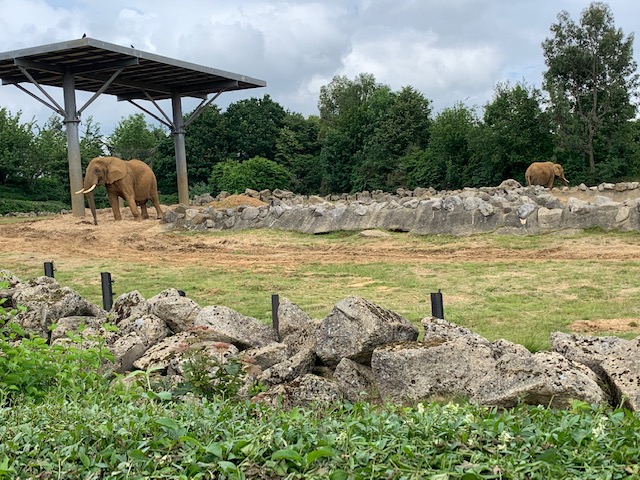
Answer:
top-left (44, 262), bottom-right (55, 278)
top-left (430, 289), bottom-right (444, 319)
top-left (271, 293), bottom-right (280, 341)
top-left (101, 272), bottom-right (114, 311)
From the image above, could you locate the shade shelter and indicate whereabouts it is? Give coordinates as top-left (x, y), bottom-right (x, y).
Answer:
top-left (0, 37), bottom-right (266, 217)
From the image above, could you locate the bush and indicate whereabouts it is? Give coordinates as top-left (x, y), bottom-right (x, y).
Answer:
top-left (0, 198), bottom-right (70, 215)
top-left (0, 284), bottom-right (113, 402)
top-left (209, 156), bottom-right (292, 194)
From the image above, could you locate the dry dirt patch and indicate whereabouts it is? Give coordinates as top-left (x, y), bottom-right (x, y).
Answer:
top-left (2, 202), bottom-right (640, 270)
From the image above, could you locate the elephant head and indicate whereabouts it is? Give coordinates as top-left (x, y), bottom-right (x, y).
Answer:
top-left (553, 163), bottom-right (569, 185)
top-left (75, 156), bottom-right (127, 225)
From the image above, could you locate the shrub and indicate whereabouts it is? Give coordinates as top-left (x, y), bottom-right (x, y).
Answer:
top-left (0, 286), bottom-right (113, 402)
top-left (210, 156), bottom-right (292, 194)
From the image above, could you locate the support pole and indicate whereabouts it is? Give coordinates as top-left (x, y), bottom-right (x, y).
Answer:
top-left (171, 91), bottom-right (190, 206)
top-left (44, 262), bottom-right (54, 278)
top-left (430, 289), bottom-right (444, 319)
top-left (101, 272), bottom-right (114, 311)
top-left (271, 293), bottom-right (280, 341)
top-left (62, 69), bottom-right (85, 218)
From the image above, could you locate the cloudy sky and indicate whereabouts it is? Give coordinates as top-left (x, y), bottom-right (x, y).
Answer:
top-left (1, 0), bottom-right (639, 134)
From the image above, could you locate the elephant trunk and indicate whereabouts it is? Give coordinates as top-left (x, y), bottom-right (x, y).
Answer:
top-left (74, 174), bottom-right (99, 225)
top-left (86, 190), bottom-right (98, 225)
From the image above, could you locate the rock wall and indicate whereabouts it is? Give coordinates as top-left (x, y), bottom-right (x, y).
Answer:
top-left (2, 270), bottom-right (639, 411)
top-left (162, 181), bottom-right (640, 235)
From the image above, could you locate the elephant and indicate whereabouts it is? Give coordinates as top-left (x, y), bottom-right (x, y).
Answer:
top-left (75, 156), bottom-right (163, 225)
top-left (525, 162), bottom-right (569, 189)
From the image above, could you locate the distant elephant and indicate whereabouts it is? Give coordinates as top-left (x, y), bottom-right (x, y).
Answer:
top-left (525, 162), bottom-right (569, 189)
top-left (75, 156), bottom-right (163, 225)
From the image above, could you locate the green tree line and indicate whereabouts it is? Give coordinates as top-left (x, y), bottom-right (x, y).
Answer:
top-left (1, 2), bottom-right (638, 210)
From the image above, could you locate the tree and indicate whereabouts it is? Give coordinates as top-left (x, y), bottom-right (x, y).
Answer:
top-left (423, 103), bottom-right (478, 189)
top-left (479, 82), bottom-right (553, 185)
top-left (275, 113), bottom-right (323, 194)
top-left (0, 108), bottom-right (34, 184)
top-left (353, 86), bottom-right (432, 191)
top-left (107, 113), bottom-right (165, 162)
top-left (542, 2), bottom-right (639, 180)
top-left (223, 95), bottom-right (287, 160)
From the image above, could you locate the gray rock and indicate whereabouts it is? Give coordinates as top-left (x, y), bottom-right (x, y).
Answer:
top-left (252, 374), bottom-right (342, 408)
top-left (50, 315), bottom-right (114, 348)
top-left (110, 291), bottom-right (150, 325)
top-left (550, 332), bottom-right (627, 378)
top-left (193, 306), bottom-right (277, 349)
top-left (478, 351), bottom-right (607, 408)
top-left (260, 346), bottom-right (316, 386)
top-left (334, 358), bottom-right (379, 402)
top-left (601, 338), bottom-right (640, 410)
top-left (117, 313), bottom-right (171, 347)
top-left (316, 296), bottom-right (419, 368)
top-left (149, 289), bottom-right (201, 333)
top-left (12, 277), bottom-right (101, 338)
top-left (239, 343), bottom-right (290, 370)
top-left (277, 297), bottom-right (319, 354)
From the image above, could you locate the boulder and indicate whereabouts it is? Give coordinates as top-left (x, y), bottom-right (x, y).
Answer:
top-left (149, 288), bottom-right (201, 333)
top-left (239, 343), bottom-right (290, 370)
top-left (12, 277), bottom-right (101, 337)
top-left (316, 296), bottom-right (419, 368)
top-left (260, 346), bottom-right (316, 386)
top-left (50, 315), bottom-right (114, 348)
top-left (334, 358), bottom-right (379, 403)
top-left (600, 338), bottom-right (640, 410)
top-left (193, 306), bottom-right (277, 349)
top-left (110, 291), bottom-right (150, 325)
top-left (277, 297), bottom-right (319, 354)
top-left (478, 351), bottom-right (607, 408)
top-left (252, 374), bottom-right (342, 408)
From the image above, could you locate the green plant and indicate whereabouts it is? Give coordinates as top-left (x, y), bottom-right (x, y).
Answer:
top-left (0, 288), bottom-right (114, 402)
top-left (179, 347), bottom-right (245, 400)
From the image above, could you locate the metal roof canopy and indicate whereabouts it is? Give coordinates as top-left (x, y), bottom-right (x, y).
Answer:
top-left (0, 37), bottom-right (266, 217)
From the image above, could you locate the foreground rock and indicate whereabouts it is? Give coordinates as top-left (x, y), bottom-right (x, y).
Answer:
top-left (3, 270), bottom-right (640, 411)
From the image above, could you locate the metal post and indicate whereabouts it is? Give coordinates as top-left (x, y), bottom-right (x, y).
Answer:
top-left (271, 293), bottom-right (280, 341)
top-left (430, 289), bottom-right (444, 319)
top-left (62, 69), bottom-right (85, 218)
top-left (44, 262), bottom-right (54, 278)
top-left (171, 91), bottom-right (190, 206)
top-left (101, 272), bottom-right (114, 311)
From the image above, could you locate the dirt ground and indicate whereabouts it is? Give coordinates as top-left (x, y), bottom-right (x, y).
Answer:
top-left (1, 193), bottom-right (640, 333)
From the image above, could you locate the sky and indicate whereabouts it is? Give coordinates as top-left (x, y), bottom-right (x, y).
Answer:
top-left (1, 0), bottom-right (639, 135)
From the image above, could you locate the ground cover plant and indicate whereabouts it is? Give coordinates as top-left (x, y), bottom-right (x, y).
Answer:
top-left (1, 215), bottom-right (640, 477)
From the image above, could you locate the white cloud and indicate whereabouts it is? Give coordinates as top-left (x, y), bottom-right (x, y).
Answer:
top-left (0, 0), bottom-right (638, 131)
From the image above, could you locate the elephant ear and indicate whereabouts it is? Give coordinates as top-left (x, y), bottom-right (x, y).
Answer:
top-left (106, 158), bottom-right (127, 183)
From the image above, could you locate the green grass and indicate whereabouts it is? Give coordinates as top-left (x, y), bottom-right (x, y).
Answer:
top-left (3, 229), bottom-right (640, 349)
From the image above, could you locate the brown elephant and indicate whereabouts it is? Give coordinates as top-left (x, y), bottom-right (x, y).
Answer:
top-left (75, 156), bottom-right (163, 225)
top-left (525, 162), bottom-right (569, 189)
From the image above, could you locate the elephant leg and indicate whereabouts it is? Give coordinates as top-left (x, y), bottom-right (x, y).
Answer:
top-left (123, 193), bottom-right (141, 221)
top-left (107, 192), bottom-right (122, 220)
top-left (151, 194), bottom-right (163, 219)
top-left (140, 202), bottom-right (150, 219)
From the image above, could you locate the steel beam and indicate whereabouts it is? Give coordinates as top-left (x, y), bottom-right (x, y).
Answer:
top-left (62, 69), bottom-right (85, 218)
top-left (172, 91), bottom-right (189, 206)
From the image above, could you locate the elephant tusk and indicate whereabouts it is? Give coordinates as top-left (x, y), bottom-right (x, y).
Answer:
top-left (74, 188), bottom-right (85, 194)
top-left (83, 184), bottom-right (97, 193)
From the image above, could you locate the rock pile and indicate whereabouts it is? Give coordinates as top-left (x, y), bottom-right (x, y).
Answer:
top-left (169, 181), bottom-right (640, 235)
top-left (1, 270), bottom-right (638, 410)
